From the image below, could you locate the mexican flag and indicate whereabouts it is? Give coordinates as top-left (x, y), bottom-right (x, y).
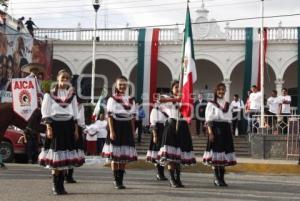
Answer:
top-left (243, 27), bottom-right (268, 101)
top-left (180, 5), bottom-right (197, 123)
top-left (297, 27), bottom-right (300, 114)
top-left (137, 28), bottom-right (160, 123)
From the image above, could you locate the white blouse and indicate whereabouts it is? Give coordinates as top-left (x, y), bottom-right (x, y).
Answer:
top-left (41, 89), bottom-right (79, 121)
top-left (205, 100), bottom-right (233, 124)
top-left (158, 95), bottom-right (181, 119)
top-left (106, 95), bottom-right (136, 118)
top-left (77, 104), bottom-right (86, 128)
top-left (84, 120), bottom-right (108, 140)
top-left (150, 106), bottom-right (168, 126)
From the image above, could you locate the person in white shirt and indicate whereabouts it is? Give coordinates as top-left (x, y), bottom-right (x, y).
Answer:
top-left (249, 85), bottom-right (262, 133)
top-left (84, 112), bottom-right (107, 155)
top-left (230, 94), bottom-right (244, 136)
top-left (146, 102), bottom-right (168, 181)
top-left (38, 70), bottom-right (85, 195)
top-left (279, 88), bottom-right (292, 134)
top-left (266, 90), bottom-right (281, 131)
top-left (96, 113), bottom-right (108, 154)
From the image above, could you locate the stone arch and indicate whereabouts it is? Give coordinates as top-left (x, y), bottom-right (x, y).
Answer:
top-left (81, 59), bottom-right (123, 97)
top-left (230, 60), bottom-right (276, 99)
top-left (78, 54), bottom-right (125, 76)
top-left (129, 60), bottom-right (173, 94)
top-left (126, 56), bottom-right (175, 79)
top-left (52, 59), bottom-right (73, 80)
top-left (53, 54), bottom-right (76, 74)
top-left (228, 55), bottom-right (279, 79)
top-left (280, 55), bottom-right (297, 79)
top-left (194, 58), bottom-right (224, 94)
top-left (195, 54), bottom-right (226, 79)
top-left (282, 60), bottom-right (297, 106)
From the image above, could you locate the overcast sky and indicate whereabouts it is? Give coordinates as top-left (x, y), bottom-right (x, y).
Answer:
top-left (3, 0), bottom-right (300, 29)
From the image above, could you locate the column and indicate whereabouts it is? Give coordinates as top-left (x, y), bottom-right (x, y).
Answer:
top-left (275, 79), bottom-right (284, 96)
top-left (76, 23), bottom-right (81, 40)
top-left (223, 79), bottom-right (232, 102)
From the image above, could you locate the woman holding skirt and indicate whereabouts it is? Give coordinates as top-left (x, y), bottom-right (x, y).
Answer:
top-left (146, 102), bottom-right (168, 181)
top-left (203, 83), bottom-right (237, 187)
top-left (38, 70), bottom-right (85, 195)
top-left (102, 76), bottom-right (137, 189)
top-left (158, 80), bottom-right (196, 188)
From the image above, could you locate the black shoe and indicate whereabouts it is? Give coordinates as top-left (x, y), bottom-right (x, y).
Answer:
top-left (59, 172), bottom-right (68, 194)
top-left (113, 170), bottom-right (120, 189)
top-left (0, 163), bottom-right (6, 169)
top-left (52, 174), bottom-right (61, 195)
top-left (169, 169), bottom-right (179, 188)
top-left (118, 170), bottom-right (126, 189)
top-left (156, 165), bottom-right (167, 181)
top-left (66, 169), bottom-right (77, 183)
top-left (298, 160), bottom-right (300, 165)
top-left (113, 170), bottom-right (124, 189)
top-left (169, 179), bottom-right (179, 188)
top-left (214, 179), bottom-right (222, 186)
top-left (213, 167), bottom-right (222, 187)
top-left (175, 165), bottom-right (184, 188)
top-left (156, 174), bottom-right (168, 181)
top-left (219, 167), bottom-right (228, 187)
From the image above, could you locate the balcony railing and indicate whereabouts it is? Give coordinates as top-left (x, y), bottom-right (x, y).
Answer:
top-left (34, 26), bottom-right (299, 41)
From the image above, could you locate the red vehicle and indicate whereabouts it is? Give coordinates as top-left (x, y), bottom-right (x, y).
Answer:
top-left (0, 128), bottom-right (26, 162)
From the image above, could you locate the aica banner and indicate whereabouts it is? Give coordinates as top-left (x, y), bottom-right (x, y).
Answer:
top-left (11, 78), bottom-right (37, 121)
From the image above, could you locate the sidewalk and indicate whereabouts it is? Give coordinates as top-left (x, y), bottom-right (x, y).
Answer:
top-left (85, 155), bottom-right (300, 175)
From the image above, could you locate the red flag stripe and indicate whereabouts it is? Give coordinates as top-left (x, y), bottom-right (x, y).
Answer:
top-left (149, 29), bottom-right (160, 106)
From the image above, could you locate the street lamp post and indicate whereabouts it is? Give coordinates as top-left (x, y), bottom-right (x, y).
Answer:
top-left (91, 0), bottom-right (101, 104)
top-left (260, 0), bottom-right (265, 128)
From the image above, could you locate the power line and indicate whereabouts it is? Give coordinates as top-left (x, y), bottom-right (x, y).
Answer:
top-left (8, 0), bottom-right (153, 5)
top-left (9, 0), bottom-right (266, 16)
top-left (3, 12), bottom-right (300, 37)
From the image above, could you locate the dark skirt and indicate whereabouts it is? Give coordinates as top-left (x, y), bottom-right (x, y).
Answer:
top-left (146, 122), bottom-right (164, 163)
top-left (102, 118), bottom-right (138, 163)
top-left (38, 119), bottom-right (85, 170)
top-left (158, 119), bottom-right (196, 165)
top-left (76, 126), bottom-right (84, 151)
top-left (203, 121), bottom-right (237, 166)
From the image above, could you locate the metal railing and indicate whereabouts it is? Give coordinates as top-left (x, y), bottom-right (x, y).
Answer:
top-left (250, 114), bottom-right (299, 158)
top-left (250, 114), bottom-right (300, 135)
top-left (34, 26), bottom-right (299, 41)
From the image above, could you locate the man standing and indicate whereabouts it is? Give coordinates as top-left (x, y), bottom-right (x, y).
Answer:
top-left (25, 17), bottom-right (38, 37)
top-left (230, 94), bottom-right (244, 136)
top-left (248, 85), bottom-right (262, 133)
top-left (279, 88), bottom-right (291, 134)
top-left (266, 90), bottom-right (281, 132)
top-left (22, 65), bottom-right (44, 163)
top-left (194, 93), bottom-right (207, 135)
top-left (136, 103), bottom-right (145, 143)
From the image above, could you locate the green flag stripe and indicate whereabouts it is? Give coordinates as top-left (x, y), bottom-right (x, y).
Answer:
top-left (137, 28), bottom-right (146, 103)
top-left (297, 27), bottom-right (300, 114)
top-left (243, 27), bottom-right (253, 101)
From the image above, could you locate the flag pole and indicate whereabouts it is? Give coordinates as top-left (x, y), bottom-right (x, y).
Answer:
top-left (260, 0), bottom-right (265, 128)
top-left (177, 0), bottom-right (189, 132)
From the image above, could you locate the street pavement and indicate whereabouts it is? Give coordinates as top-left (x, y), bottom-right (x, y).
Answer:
top-left (0, 163), bottom-right (300, 201)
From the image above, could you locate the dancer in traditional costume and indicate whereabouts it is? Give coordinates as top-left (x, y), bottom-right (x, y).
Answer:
top-left (38, 70), bottom-right (85, 195)
top-left (146, 102), bottom-right (168, 181)
top-left (102, 76), bottom-right (137, 189)
top-left (158, 80), bottom-right (196, 188)
top-left (203, 83), bottom-right (237, 187)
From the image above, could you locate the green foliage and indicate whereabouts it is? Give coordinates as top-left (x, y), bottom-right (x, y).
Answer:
top-left (41, 80), bottom-right (52, 93)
